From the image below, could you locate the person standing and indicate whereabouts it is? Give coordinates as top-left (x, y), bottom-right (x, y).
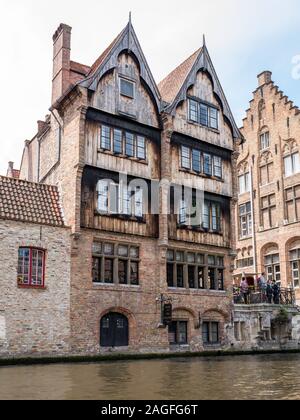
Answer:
top-left (240, 277), bottom-right (249, 304)
top-left (266, 280), bottom-right (273, 304)
top-left (258, 273), bottom-right (267, 302)
top-left (273, 281), bottom-right (280, 305)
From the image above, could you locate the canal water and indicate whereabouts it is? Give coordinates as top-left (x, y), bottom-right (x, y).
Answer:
top-left (1, 354), bottom-right (300, 400)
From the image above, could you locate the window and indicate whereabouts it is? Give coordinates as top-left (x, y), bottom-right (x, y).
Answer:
top-left (285, 185), bottom-right (300, 223)
top-left (213, 156), bottom-right (222, 178)
top-left (202, 322), bottom-right (220, 344)
top-left (125, 132), bottom-right (135, 157)
top-left (97, 181), bottom-right (145, 219)
top-left (202, 201), bottom-right (222, 232)
top-left (239, 173), bottom-right (250, 194)
top-left (17, 248), bottom-right (45, 288)
top-left (100, 125), bottom-right (111, 150)
top-left (113, 129), bottom-right (123, 154)
top-left (265, 253), bottom-right (281, 284)
top-left (290, 249), bottom-right (300, 289)
top-left (284, 153), bottom-right (300, 177)
top-left (181, 146), bottom-right (191, 169)
top-left (236, 258), bottom-right (254, 269)
top-left (189, 100), bottom-right (198, 122)
top-left (260, 162), bottom-right (274, 186)
top-left (167, 250), bottom-right (223, 291)
top-left (168, 321), bottom-right (188, 345)
top-left (203, 154), bottom-right (212, 176)
top-left (260, 132), bottom-right (270, 150)
top-left (239, 202), bottom-right (252, 238)
top-left (261, 194), bottom-right (276, 229)
top-left (188, 99), bottom-right (218, 129)
top-left (179, 200), bottom-right (187, 225)
top-left (192, 149), bottom-right (201, 173)
top-left (92, 243), bottom-right (140, 285)
top-left (208, 256), bottom-right (224, 291)
top-left (137, 136), bottom-right (146, 160)
top-left (209, 107), bottom-right (218, 130)
top-left (180, 146), bottom-right (222, 179)
top-left (98, 124), bottom-right (147, 160)
top-left (200, 103), bottom-right (209, 126)
top-left (120, 78), bottom-right (135, 99)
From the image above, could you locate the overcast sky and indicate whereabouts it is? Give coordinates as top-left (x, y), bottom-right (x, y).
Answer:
top-left (1, 0), bottom-right (300, 175)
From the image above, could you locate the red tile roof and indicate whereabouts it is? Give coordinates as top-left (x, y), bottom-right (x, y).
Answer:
top-left (87, 28), bottom-right (126, 76)
top-left (70, 61), bottom-right (91, 76)
top-left (158, 49), bottom-right (201, 104)
top-left (0, 176), bottom-right (65, 227)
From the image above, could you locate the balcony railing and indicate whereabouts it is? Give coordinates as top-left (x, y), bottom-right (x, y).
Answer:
top-left (233, 287), bottom-right (296, 306)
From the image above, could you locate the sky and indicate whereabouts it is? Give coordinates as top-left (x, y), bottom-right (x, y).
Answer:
top-left (0, 0), bottom-right (300, 175)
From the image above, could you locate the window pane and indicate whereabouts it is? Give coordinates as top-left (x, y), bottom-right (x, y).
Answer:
top-left (209, 108), bottom-right (218, 129)
top-left (181, 146), bottom-right (191, 169)
top-left (177, 265), bottom-right (184, 288)
top-left (188, 266), bottom-right (195, 289)
top-left (130, 262), bottom-right (139, 285)
top-left (202, 322), bottom-right (209, 344)
top-left (198, 266), bottom-right (205, 289)
top-left (104, 259), bottom-right (114, 283)
top-left (92, 257), bottom-right (101, 283)
top-left (125, 132), bottom-right (135, 157)
top-left (179, 200), bottom-right (187, 225)
top-left (200, 104), bottom-right (208, 126)
top-left (203, 202), bottom-right (210, 229)
top-left (97, 181), bottom-right (109, 213)
top-left (284, 156), bottom-right (293, 177)
top-left (18, 248), bottom-right (30, 285)
top-left (134, 187), bottom-right (143, 218)
top-left (203, 154), bottom-right (212, 176)
top-left (189, 100), bottom-right (198, 122)
top-left (104, 243), bottom-right (114, 255)
top-left (109, 184), bottom-right (119, 214)
top-left (118, 260), bottom-right (128, 284)
top-left (293, 153), bottom-right (300, 174)
top-left (122, 187), bottom-right (131, 215)
top-left (187, 253), bottom-right (195, 263)
top-left (92, 242), bottom-right (102, 255)
top-left (192, 149), bottom-right (201, 173)
top-left (208, 267), bottom-right (216, 290)
top-left (211, 323), bottom-right (219, 343)
top-left (167, 250), bottom-right (175, 261)
top-left (178, 322), bottom-right (188, 344)
top-left (101, 126), bottom-right (111, 150)
top-left (120, 78), bottom-right (134, 98)
top-left (118, 245), bottom-right (128, 257)
top-left (113, 129), bottom-right (123, 154)
top-left (137, 136), bottom-right (146, 160)
top-left (130, 247), bottom-right (139, 259)
top-left (213, 156), bottom-right (222, 178)
top-left (167, 263), bottom-right (174, 287)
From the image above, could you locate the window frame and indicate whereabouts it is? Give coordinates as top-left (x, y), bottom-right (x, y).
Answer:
top-left (119, 77), bottom-right (135, 99)
top-left (188, 99), bottom-right (219, 130)
top-left (260, 132), bottom-right (270, 151)
top-left (17, 247), bottom-right (46, 288)
top-left (202, 321), bottom-right (220, 345)
top-left (92, 242), bottom-right (140, 286)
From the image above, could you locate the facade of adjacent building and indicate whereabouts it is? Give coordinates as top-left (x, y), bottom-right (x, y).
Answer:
top-left (12, 21), bottom-right (241, 355)
top-left (234, 71), bottom-right (300, 305)
top-left (0, 176), bottom-right (71, 357)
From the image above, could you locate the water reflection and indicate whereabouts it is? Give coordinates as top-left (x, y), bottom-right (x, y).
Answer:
top-left (0, 354), bottom-right (300, 400)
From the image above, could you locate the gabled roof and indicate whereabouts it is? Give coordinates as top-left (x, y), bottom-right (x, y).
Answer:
top-left (158, 43), bottom-right (241, 139)
top-left (0, 176), bottom-right (65, 227)
top-left (158, 49), bottom-right (201, 104)
top-left (80, 21), bottom-right (161, 111)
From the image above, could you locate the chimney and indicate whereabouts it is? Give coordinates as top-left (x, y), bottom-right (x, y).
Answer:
top-left (37, 120), bottom-right (49, 135)
top-left (52, 23), bottom-right (72, 105)
top-left (257, 71), bottom-right (272, 87)
top-left (6, 161), bottom-right (14, 177)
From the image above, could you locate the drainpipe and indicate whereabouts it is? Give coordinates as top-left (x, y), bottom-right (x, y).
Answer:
top-left (250, 165), bottom-right (258, 284)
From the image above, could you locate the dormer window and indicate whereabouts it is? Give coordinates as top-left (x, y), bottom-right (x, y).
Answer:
top-left (188, 99), bottom-right (219, 130)
top-left (260, 132), bottom-right (270, 150)
top-left (120, 77), bottom-right (135, 99)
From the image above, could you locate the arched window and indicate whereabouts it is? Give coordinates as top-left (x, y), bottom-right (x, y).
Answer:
top-left (100, 313), bottom-right (129, 347)
top-left (263, 244), bottom-right (281, 285)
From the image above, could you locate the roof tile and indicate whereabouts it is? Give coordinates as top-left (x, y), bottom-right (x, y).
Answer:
top-left (0, 176), bottom-right (65, 227)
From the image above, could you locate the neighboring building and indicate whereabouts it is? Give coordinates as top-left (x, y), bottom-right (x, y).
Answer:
top-left (6, 162), bottom-right (20, 179)
top-left (17, 21), bottom-right (241, 355)
top-left (234, 71), bottom-right (300, 305)
top-left (0, 176), bottom-right (71, 357)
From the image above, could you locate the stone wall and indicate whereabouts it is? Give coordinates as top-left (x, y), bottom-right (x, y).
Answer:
top-left (0, 220), bottom-right (71, 357)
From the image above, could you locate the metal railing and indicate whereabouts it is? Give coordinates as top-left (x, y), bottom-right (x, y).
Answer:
top-left (233, 286), bottom-right (296, 306)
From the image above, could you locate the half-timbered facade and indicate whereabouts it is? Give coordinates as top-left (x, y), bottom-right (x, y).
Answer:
top-left (17, 21), bottom-right (241, 355)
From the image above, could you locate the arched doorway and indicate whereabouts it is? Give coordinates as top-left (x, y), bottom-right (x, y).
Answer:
top-left (100, 313), bottom-right (129, 348)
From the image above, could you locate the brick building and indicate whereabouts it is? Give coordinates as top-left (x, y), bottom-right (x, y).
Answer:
top-left (234, 71), bottom-right (300, 305)
top-left (0, 176), bottom-right (71, 356)
top-left (9, 21), bottom-right (241, 356)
